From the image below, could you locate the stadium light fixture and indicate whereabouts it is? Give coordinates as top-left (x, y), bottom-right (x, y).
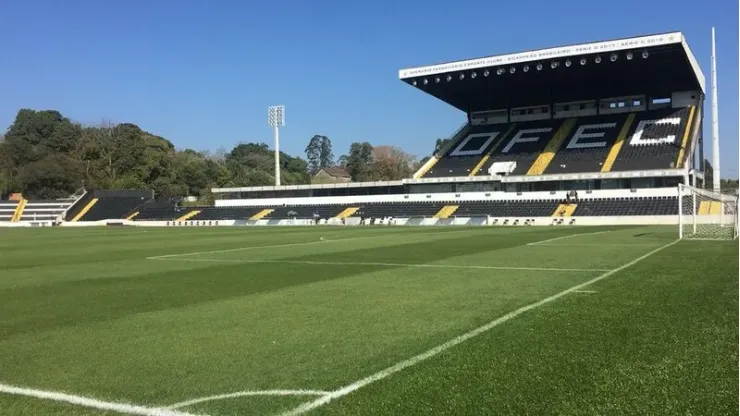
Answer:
top-left (471, 71), bottom-right (477, 79)
top-left (626, 51), bottom-right (633, 60)
top-left (610, 53), bottom-right (618, 62)
top-left (536, 63), bottom-right (543, 71)
top-left (435, 77), bottom-right (441, 83)
top-left (459, 73), bottom-right (465, 80)
top-left (483, 69), bottom-right (490, 77)
top-left (523, 65), bottom-right (529, 72)
top-left (642, 50), bottom-right (649, 59)
top-left (594, 55), bottom-right (602, 63)
top-left (267, 105), bottom-right (285, 186)
top-left (423, 78), bottom-right (428, 85)
top-left (550, 61), bottom-right (558, 69)
top-left (509, 66), bottom-right (516, 74)
top-left (580, 58), bottom-right (587, 65)
top-left (496, 68), bottom-right (504, 75)
top-left (446, 75), bottom-right (452, 82)
top-left (565, 59), bottom-right (572, 67)
top-left (412, 80), bottom-right (417, 86)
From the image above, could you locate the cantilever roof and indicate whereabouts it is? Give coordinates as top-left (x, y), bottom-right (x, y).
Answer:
top-left (399, 32), bottom-right (705, 111)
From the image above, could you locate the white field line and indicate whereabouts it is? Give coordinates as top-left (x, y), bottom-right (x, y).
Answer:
top-left (146, 229), bottom-right (488, 260)
top-left (147, 258), bottom-right (611, 273)
top-left (526, 230), bottom-right (613, 246)
top-left (278, 239), bottom-right (680, 416)
top-left (531, 243), bottom-right (662, 247)
top-left (573, 289), bottom-right (598, 294)
top-left (0, 383), bottom-right (200, 416)
top-left (167, 390), bottom-right (329, 409)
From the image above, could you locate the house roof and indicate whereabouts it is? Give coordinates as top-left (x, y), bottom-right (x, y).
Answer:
top-left (318, 167), bottom-right (351, 178)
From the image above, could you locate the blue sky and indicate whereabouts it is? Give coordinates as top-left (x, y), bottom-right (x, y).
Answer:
top-left (1, 0), bottom-right (737, 178)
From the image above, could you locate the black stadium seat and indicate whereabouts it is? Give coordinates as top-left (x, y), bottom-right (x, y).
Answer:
top-left (609, 107), bottom-right (692, 171)
top-left (419, 108), bottom-right (695, 178)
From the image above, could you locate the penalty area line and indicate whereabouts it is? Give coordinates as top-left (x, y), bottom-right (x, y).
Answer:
top-left (167, 390), bottom-right (330, 409)
top-left (146, 228), bottom-right (486, 260)
top-left (147, 258), bottom-right (611, 273)
top-left (526, 230), bottom-right (613, 246)
top-left (0, 382), bottom-right (200, 416)
top-left (278, 239), bottom-right (680, 416)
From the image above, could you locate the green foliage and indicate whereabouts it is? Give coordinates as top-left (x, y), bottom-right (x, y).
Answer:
top-left (305, 135), bottom-right (334, 173)
top-left (344, 141), bottom-right (375, 182)
top-left (702, 158), bottom-right (738, 192)
top-left (0, 109), bottom-right (312, 199)
top-left (434, 138), bottom-right (451, 154)
top-left (339, 142), bottom-right (416, 182)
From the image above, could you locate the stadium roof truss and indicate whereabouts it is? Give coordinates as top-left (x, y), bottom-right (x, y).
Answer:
top-left (399, 32), bottom-right (705, 112)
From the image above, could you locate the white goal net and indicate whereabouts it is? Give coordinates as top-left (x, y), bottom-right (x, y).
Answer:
top-left (679, 184), bottom-right (738, 240)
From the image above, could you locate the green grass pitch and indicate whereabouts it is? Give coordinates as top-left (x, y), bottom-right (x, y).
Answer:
top-left (0, 225), bottom-right (736, 415)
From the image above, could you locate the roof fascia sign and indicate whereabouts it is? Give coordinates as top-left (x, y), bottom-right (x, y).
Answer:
top-left (399, 32), bottom-right (684, 79)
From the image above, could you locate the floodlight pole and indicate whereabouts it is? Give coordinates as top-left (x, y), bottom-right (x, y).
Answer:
top-left (711, 27), bottom-right (720, 192)
top-left (273, 125), bottom-right (281, 186)
top-left (268, 105), bottom-right (285, 187)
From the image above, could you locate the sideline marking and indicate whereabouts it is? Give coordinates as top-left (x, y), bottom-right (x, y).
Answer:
top-left (0, 383), bottom-right (199, 416)
top-left (167, 390), bottom-right (329, 409)
top-left (526, 230), bottom-right (612, 246)
top-left (531, 243), bottom-right (661, 248)
top-left (146, 229), bottom-right (487, 260)
top-left (147, 258), bottom-right (610, 273)
top-left (279, 239), bottom-right (680, 416)
top-left (573, 289), bottom-right (598, 294)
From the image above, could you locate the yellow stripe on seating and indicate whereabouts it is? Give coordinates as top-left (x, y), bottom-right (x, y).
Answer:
top-left (469, 123), bottom-right (518, 177)
top-left (176, 210), bottom-right (200, 221)
top-left (709, 201), bottom-right (722, 215)
top-left (675, 106), bottom-right (696, 168)
top-left (335, 207), bottom-right (359, 219)
top-left (414, 127), bottom-right (469, 179)
top-left (601, 113), bottom-right (636, 172)
top-left (527, 118), bottom-right (576, 176)
top-left (697, 201), bottom-right (711, 215)
top-left (563, 204), bottom-right (577, 217)
top-left (552, 204), bottom-right (572, 217)
top-left (250, 209), bottom-right (274, 220)
top-left (434, 205), bottom-right (459, 219)
top-left (71, 198), bottom-right (98, 222)
top-left (10, 199), bottom-right (27, 222)
top-left (126, 211), bottom-right (140, 220)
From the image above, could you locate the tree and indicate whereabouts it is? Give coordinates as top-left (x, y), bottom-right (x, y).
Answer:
top-left (225, 142), bottom-right (309, 187)
top-left (699, 159), bottom-right (737, 192)
top-left (368, 145), bottom-right (415, 181)
top-left (305, 135), bottom-right (334, 173)
top-left (336, 154), bottom-right (348, 168)
top-left (702, 158), bottom-right (714, 189)
top-left (16, 154), bottom-right (84, 199)
top-left (413, 156), bottom-right (431, 172)
top-left (344, 142), bottom-right (374, 182)
top-left (434, 138), bottom-right (451, 154)
top-left (0, 108), bottom-right (313, 199)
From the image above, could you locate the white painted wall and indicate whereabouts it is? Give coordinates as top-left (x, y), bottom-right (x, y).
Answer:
top-left (215, 187), bottom-right (679, 208)
top-left (50, 213), bottom-right (730, 229)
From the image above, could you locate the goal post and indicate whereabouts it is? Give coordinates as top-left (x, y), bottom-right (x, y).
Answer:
top-left (678, 184), bottom-right (738, 240)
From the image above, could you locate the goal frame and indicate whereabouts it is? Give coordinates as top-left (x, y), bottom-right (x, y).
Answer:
top-left (678, 183), bottom-right (739, 240)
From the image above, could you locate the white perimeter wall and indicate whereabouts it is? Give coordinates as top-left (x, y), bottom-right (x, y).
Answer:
top-left (215, 187), bottom-right (679, 208)
top-left (46, 215), bottom-right (688, 228)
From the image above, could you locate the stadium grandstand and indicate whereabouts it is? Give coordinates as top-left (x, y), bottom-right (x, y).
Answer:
top-left (1, 31), bottom-right (736, 239)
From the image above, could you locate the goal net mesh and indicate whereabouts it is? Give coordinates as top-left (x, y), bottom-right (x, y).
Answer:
top-left (679, 184), bottom-right (738, 240)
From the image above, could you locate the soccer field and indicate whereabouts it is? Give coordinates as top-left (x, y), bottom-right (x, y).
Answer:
top-left (0, 225), bottom-right (737, 416)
